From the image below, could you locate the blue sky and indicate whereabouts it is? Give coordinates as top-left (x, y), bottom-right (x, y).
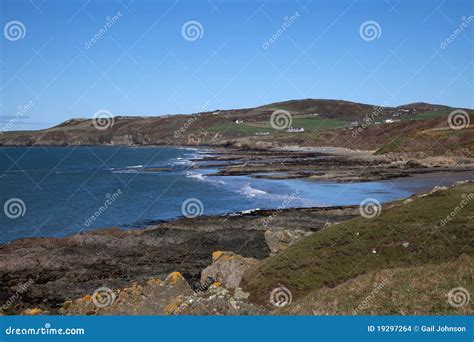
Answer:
top-left (0, 0), bottom-right (473, 130)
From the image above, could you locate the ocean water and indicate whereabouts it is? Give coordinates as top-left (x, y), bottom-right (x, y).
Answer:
top-left (0, 146), bottom-right (455, 243)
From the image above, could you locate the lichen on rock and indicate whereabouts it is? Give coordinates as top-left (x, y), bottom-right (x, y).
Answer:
top-left (201, 251), bottom-right (258, 289)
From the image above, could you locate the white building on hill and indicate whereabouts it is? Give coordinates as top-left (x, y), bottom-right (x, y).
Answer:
top-left (287, 127), bottom-right (305, 133)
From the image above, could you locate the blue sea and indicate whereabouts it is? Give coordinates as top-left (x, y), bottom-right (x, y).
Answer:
top-left (0, 146), bottom-right (465, 243)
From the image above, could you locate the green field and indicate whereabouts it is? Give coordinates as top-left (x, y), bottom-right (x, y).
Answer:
top-left (205, 118), bottom-right (347, 136)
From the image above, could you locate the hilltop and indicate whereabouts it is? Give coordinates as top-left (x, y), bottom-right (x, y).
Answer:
top-left (1, 99), bottom-right (473, 156)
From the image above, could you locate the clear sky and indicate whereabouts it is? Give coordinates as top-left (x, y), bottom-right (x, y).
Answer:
top-left (0, 0), bottom-right (473, 130)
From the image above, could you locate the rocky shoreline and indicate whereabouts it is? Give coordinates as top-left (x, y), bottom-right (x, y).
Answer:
top-left (195, 146), bottom-right (474, 183)
top-left (0, 205), bottom-right (358, 314)
top-left (1, 145), bottom-right (473, 315)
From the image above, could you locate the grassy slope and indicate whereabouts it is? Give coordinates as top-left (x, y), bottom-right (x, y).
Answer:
top-left (204, 118), bottom-right (347, 136)
top-left (241, 183), bottom-right (474, 305)
top-left (278, 254), bottom-right (473, 315)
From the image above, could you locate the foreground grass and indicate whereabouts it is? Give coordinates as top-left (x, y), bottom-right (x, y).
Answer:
top-left (277, 254), bottom-right (473, 315)
top-left (242, 183), bottom-right (474, 306)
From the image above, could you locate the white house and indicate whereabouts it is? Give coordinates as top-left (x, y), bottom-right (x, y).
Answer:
top-left (287, 127), bottom-right (305, 133)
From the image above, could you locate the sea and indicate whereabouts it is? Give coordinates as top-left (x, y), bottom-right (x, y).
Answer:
top-left (0, 146), bottom-right (468, 243)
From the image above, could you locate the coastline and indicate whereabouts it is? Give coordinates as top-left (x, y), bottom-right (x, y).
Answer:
top-left (1, 144), bottom-right (472, 315)
top-left (0, 204), bottom-right (359, 314)
top-left (2, 144), bottom-right (473, 241)
top-left (1, 181), bottom-right (472, 316)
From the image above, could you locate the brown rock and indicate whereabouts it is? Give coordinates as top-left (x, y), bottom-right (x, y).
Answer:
top-left (200, 251), bottom-right (258, 289)
top-left (264, 229), bottom-right (313, 254)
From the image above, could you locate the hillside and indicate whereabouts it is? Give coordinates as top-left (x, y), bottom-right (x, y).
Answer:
top-left (241, 182), bottom-right (474, 306)
top-left (279, 254), bottom-right (473, 315)
top-left (1, 99), bottom-right (473, 156)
